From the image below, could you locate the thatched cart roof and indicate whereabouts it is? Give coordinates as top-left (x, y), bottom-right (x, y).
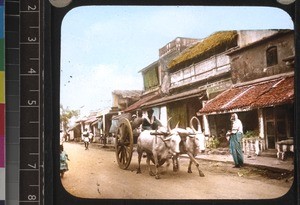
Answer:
top-left (168, 31), bottom-right (238, 70)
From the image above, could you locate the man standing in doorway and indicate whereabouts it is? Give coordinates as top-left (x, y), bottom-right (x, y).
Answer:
top-left (227, 113), bottom-right (244, 168)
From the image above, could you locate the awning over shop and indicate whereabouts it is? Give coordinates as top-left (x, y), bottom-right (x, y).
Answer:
top-left (84, 116), bottom-right (98, 124)
top-left (143, 88), bottom-right (205, 108)
top-left (111, 113), bottom-right (132, 121)
top-left (198, 75), bottom-right (294, 115)
top-left (67, 123), bottom-right (80, 131)
top-left (91, 120), bottom-right (99, 126)
top-left (124, 94), bottom-right (160, 112)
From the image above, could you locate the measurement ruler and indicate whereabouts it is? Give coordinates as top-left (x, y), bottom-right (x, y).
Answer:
top-left (6, 0), bottom-right (44, 204)
top-left (20, 0), bottom-right (43, 204)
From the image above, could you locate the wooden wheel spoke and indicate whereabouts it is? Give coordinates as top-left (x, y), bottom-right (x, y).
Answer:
top-left (117, 146), bottom-right (122, 158)
top-left (115, 118), bottom-right (134, 169)
top-left (120, 147), bottom-right (125, 163)
top-left (119, 125), bottom-right (124, 139)
top-left (122, 151), bottom-right (127, 164)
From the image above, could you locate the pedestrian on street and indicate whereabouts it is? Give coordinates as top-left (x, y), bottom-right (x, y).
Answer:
top-left (82, 128), bottom-right (90, 150)
top-left (60, 130), bottom-right (64, 145)
top-left (60, 144), bottom-right (70, 178)
top-left (226, 113), bottom-right (244, 168)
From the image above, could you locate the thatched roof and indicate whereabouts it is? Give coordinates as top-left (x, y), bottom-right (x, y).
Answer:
top-left (168, 31), bottom-right (238, 70)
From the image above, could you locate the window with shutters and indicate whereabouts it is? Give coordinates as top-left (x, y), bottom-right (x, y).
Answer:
top-left (266, 46), bottom-right (278, 67)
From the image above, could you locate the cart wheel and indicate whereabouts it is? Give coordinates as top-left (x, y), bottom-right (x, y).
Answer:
top-left (115, 118), bottom-right (133, 169)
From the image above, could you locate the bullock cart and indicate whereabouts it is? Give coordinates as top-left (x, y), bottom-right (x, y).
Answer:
top-left (113, 115), bottom-right (206, 176)
top-left (113, 114), bottom-right (169, 170)
top-left (111, 115), bottom-right (137, 170)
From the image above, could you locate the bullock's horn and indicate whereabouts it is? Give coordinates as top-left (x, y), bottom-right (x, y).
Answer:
top-left (177, 130), bottom-right (190, 138)
top-left (190, 116), bottom-right (202, 133)
top-left (162, 135), bottom-right (172, 141)
top-left (175, 121), bottom-right (180, 129)
top-left (186, 127), bottom-right (196, 137)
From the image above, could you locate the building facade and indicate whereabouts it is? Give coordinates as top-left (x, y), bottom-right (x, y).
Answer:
top-left (199, 30), bottom-right (294, 150)
top-left (122, 29), bottom-right (294, 153)
top-left (142, 30), bottom-right (281, 130)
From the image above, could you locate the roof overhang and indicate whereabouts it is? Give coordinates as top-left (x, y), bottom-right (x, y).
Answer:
top-left (198, 73), bottom-right (294, 115)
top-left (138, 60), bottom-right (159, 73)
top-left (124, 93), bottom-right (160, 112)
top-left (143, 88), bottom-right (205, 108)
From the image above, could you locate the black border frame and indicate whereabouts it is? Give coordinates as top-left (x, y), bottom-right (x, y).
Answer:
top-left (44, 1), bottom-right (299, 205)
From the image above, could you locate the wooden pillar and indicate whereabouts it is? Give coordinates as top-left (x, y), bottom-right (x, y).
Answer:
top-left (93, 126), bottom-right (96, 142)
top-left (103, 114), bottom-right (106, 135)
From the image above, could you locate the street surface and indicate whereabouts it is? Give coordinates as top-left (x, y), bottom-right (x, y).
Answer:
top-left (60, 142), bottom-right (292, 199)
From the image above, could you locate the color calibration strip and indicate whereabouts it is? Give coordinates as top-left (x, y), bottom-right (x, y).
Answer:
top-left (0, 0), bottom-right (5, 204)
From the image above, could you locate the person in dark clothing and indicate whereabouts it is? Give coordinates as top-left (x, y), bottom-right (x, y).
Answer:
top-left (142, 108), bottom-right (162, 130)
top-left (226, 113), bottom-right (244, 168)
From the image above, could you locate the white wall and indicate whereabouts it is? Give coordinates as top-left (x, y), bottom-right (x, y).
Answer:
top-left (238, 30), bottom-right (279, 47)
top-left (160, 106), bottom-right (168, 127)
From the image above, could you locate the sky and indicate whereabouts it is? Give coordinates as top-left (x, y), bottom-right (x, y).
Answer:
top-left (60, 6), bottom-right (293, 117)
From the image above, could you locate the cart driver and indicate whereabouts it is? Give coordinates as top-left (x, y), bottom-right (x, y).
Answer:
top-left (142, 108), bottom-right (162, 130)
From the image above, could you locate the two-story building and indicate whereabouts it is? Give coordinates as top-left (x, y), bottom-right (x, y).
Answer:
top-left (123, 29), bottom-right (294, 152)
top-left (111, 90), bottom-right (142, 111)
top-left (124, 37), bottom-right (199, 126)
top-left (141, 30), bottom-right (280, 130)
top-left (198, 30), bottom-right (294, 150)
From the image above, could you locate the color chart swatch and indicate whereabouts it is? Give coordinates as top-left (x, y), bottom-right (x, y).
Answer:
top-left (0, 0), bottom-right (5, 203)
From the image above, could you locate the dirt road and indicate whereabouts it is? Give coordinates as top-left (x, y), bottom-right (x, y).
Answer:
top-left (60, 142), bottom-right (292, 200)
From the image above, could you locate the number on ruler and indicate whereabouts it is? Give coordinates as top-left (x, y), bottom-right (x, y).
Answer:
top-left (28, 68), bottom-right (37, 74)
top-left (28, 37), bottom-right (37, 42)
top-left (28, 5), bottom-right (37, 11)
top-left (28, 100), bottom-right (37, 105)
top-left (28, 163), bottom-right (37, 169)
top-left (28, 195), bottom-right (37, 201)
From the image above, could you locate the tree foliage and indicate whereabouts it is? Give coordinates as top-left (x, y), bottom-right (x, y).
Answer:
top-left (60, 104), bottom-right (80, 132)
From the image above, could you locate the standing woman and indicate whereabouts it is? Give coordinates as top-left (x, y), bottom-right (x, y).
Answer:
top-left (227, 113), bottom-right (244, 168)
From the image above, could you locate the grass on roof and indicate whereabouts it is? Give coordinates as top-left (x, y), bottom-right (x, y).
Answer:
top-left (168, 31), bottom-right (238, 70)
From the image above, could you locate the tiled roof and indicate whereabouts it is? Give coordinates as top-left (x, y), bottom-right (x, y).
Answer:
top-left (199, 75), bottom-right (294, 115)
top-left (124, 94), bottom-right (160, 112)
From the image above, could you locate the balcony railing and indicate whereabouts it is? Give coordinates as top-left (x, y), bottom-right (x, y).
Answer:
top-left (170, 54), bottom-right (231, 89)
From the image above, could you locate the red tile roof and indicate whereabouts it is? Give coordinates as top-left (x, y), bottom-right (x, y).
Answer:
top-left (199, 75), bottom-right (294, 115)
